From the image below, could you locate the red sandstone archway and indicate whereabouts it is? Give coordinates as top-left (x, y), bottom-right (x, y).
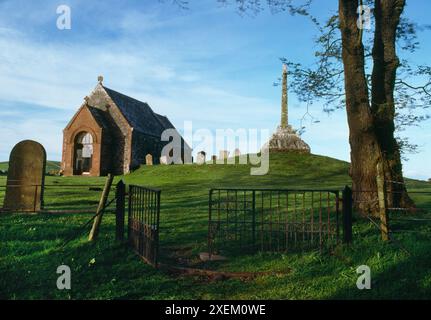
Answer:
top-left (73, 132), bottom-right (94, 175)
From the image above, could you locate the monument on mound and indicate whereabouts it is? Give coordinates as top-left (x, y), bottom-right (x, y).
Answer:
top-left (268, 64), bottom-right (311, 153)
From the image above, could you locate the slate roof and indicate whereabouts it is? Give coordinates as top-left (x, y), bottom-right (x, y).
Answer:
top-left (102, 86), bottom-right (191, 150)
top-left (154, 113), bottom-right (175, 130)
top-left (154, 113), bottom-right (192, 150)
top-left (103, 86), bottom-right (171, 138)
top-left (87, 106), bottom-right (111, 130)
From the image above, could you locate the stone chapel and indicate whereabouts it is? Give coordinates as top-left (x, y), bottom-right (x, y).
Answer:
top-left (61, 76), bottom-right (191, 176)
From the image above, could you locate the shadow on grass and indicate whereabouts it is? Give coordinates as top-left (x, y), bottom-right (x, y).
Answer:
top-left (328, 241), bottom-right (431, 299)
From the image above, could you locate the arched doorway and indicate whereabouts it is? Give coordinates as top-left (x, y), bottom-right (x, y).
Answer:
top-left (73, 132), bottom-right (93, 175)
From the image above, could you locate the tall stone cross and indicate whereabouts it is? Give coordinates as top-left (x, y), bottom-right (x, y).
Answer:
top-left (280, 64), bottom-right (288, 129)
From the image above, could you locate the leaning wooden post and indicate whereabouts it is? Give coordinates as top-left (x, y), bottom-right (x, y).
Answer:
top-left (208, 189), bottom-right (213, 259)
top-left (376, 162), bottom-right (390, 241)
top-left (342, 186), bottom-right (353, 244)
top-left (89, 174), bottom-right (114, 241)
top-left (115, 180), bottom-right (126, 241)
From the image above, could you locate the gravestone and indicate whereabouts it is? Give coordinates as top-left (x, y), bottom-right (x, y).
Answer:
top-left (3, 140), bottom-right (46, 212)
top-left (211, 155), bottom-right (217, 163)
top-left (196, 151), bottom-right (206, 165)
top-left (146, 154), bottom-right (153, 166)
top-left (234, 148), bottom-right (241, 157)
top-left (160, 156), bottom-right (168, 165)
top-left (219, 150), bottom-right (229, 161)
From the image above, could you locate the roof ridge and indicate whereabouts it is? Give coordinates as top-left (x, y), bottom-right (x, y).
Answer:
top-left (154, 112), bottom-right (167, 118)
top-left (103, 85), bottom-right (151, 107)
top-left (153, 112), bottom-right (169, 131)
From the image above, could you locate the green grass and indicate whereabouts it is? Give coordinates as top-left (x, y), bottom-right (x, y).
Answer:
top-left (1, 153), bottom-right (431, 299)
top-left (0, 160), bottom-right (61, 174)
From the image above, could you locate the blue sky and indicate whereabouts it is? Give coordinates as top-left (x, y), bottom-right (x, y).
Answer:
top-left (0, 0), bottom-right (430, 179)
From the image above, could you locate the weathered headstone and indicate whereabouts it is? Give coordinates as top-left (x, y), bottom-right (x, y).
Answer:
top-left (196, 151), bottom-right (206, 165)
top-left (159, 156), bottom-right (168, 165)
top-left (3, 140), bottom-right (46, 212)
top-left (211, 155), bottom-right (217, 163)
top-left (234, 148), bottom-right (241, 157)
top-left (146, 154), bottom-right (153, 166)
top-left (219, 150), bottom-right (229, 161)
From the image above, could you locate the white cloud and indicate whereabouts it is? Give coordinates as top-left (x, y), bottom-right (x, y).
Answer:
top-left (0, 18), bottom-right (280, 161)
top-left (0, 117), bottom-right (64, 160)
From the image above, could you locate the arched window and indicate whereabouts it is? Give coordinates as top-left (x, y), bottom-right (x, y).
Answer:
top-left (74, 132), bottom-right (93, 175)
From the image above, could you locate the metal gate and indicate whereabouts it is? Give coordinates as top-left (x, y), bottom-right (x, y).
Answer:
top-left (127, 184), bottom-right (161, 267)
top-left (208, 188), bottom-right (340, 255)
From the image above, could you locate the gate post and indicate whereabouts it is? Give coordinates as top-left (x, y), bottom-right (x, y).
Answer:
top-left (208, 189), bottom-right (213, 258)
top-left (115, 180), bottom-right (126, 241)
top-left (155, 190), bottom-right (161, 268)
top-left (127, 185), bottom-right (133, 241)
top-left (252, 190), bottom-right (256, 248)
top-left (342, 186), bottom-right (353, 244)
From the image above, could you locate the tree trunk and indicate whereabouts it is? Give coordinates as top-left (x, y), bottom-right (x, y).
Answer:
top-left (339, 0), bottom-right (414, 216)
top-left (370, 0), bottom-right (414, 210)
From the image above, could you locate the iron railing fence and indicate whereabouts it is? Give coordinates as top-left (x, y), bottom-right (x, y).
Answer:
top-left (127, 184), bottom-right (161, 267)
top-left (208, 188), bottom-right (341, 256)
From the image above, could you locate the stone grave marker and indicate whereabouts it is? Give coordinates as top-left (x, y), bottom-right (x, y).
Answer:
top-left (160, 156), bottom-right (168, 165)
top-left (211, 155), bottom-right (217, 163)
top-left (234, 148), bottom-right (241, 157)
top-left (3, 140), bottom-right (46, 212)
top-left (146, 154), bottom-right (153, 166)
top-left (219, 150), bottom-right (229, 161)
top-left (196, 151), bottom-right (206, 165)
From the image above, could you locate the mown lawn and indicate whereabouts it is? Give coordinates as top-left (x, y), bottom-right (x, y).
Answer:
top-left (1, 153), bottom-right (431, 299)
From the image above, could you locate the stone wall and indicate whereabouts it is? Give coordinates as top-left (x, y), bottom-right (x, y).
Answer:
top-left (87, 84), bottom-right (132, 174)
top-left (131, 131), bottom-right (164, 168)
top-left (132, 132), bottom-right (193, 168)
top-left (99, 130), bottom-right (112, 176)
